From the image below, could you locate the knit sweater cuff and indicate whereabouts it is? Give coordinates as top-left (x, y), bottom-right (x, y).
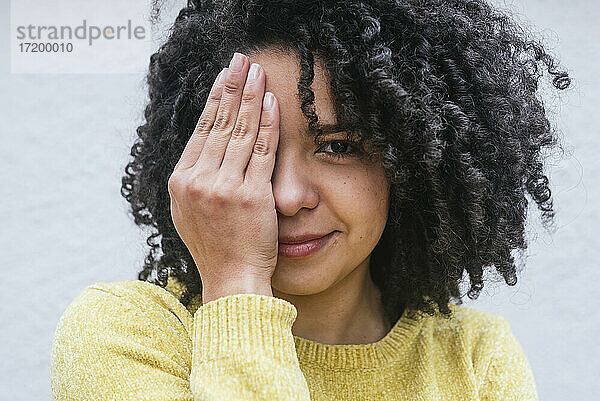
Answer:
top-left (193, 293), bottom-right (299, 366)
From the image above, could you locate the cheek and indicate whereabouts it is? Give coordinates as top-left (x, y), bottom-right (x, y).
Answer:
top-left (362, 180), bottom-right (390, 241)
top-left (329, 167), bottom-right (390, 237)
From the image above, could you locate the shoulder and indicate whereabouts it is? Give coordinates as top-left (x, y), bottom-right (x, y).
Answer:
top-left (442, 303), bottom-right (509, 338)
top-left (418, 302), bottom-right (509, 339)
top-left (420, 303), bottom-right (535, 392)
top-left (51, 279), bottom-right (199, 398)
top-left (53, 278), bottom-right (196, 343)
top-left (421, 304), bottom-right (531, 383)
top-left (418, 303), bottom-right (522, 369)
top-left (446, 303), bottom-right (521, 358)
top-left (75, 277), bottom-right (182, 301)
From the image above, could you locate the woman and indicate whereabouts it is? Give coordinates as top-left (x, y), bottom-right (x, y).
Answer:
top-left (51, 0), bottom-right (570, 399)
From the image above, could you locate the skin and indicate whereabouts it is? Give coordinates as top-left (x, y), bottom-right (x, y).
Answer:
top-left (250, 49), bottom-right (393, 344)
top-left (169, 49), bottom-right (392, 346)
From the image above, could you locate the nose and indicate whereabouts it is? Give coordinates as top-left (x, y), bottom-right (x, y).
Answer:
top-left (272, 154), bottom-right (319, 217)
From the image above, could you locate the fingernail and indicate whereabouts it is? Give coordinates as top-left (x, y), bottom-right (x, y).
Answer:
top-left (217, 68), bottom-right (227, 84)
top-left (249, 63), bottom-right (260, 81)
top-left (263, 92), bottom-right (274, 110)
top-left (229, 52), bottom-right (245, 72)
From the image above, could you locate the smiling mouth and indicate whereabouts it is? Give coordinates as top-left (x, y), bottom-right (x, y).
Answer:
top-left (278, 231), bottom-right (335, 244)
top-left (278, 232), bottom-right (338, 258)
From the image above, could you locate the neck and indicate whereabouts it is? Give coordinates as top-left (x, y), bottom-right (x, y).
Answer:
top-left (273, 260), bottom-right (391, 345)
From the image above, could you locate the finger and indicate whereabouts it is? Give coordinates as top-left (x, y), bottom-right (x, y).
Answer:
top-left (219, 63), bottom-right (266, 181)
top-left (174, 68), bottom-right (227, 171)
top-left (195, 52), bottom-right (250, 173)
top-left (245, 92), bottom-right (280, 185)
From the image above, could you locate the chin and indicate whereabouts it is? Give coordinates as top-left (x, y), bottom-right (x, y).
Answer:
top-left (271, 262), bottom-right (339, 296)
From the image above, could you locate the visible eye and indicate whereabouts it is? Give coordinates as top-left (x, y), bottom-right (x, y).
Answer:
top-left (316, 140), bottom-right (362, 160)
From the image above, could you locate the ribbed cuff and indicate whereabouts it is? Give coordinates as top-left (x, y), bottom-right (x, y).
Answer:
top-left (193, 293), bottom-right (299, 365)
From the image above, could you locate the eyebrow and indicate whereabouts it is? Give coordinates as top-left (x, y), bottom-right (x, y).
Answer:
top-left (308, 122), bottom-right (355, 135)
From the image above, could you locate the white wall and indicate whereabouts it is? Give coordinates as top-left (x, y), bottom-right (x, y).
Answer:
top-left (1, 0), bottom-right (597, 399)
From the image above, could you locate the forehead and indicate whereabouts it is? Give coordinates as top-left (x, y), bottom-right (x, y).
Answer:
top-left (247, 49), bottom-right (346, 136)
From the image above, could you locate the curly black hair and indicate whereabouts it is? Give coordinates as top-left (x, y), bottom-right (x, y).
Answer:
top-left (121, 0), bottom-right (571, 326)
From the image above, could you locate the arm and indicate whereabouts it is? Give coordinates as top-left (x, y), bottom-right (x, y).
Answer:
top-left (191, 293), bottom-right (312, 400)
top-left (478, 318), bottom-right (538, 401)
top-left (51, 285), bottom-right (312, 400)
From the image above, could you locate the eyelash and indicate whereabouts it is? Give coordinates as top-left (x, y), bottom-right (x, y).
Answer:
top-left (316, 140), bottom-right (362, 160)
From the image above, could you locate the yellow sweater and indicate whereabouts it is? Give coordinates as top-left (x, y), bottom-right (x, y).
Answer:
top-left (50, 277), bottom-right (538, 400)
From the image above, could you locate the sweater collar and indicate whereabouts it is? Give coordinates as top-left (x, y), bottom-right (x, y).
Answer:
top-left (164, 274), bottom-right (428, 370)
top-left (292, 307), bottom-right (427, 370)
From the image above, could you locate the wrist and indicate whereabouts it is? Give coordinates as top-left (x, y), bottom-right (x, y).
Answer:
top-left (201, 276), bottom-right (273, 304)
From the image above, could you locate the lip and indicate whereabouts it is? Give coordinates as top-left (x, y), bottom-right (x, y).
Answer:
top-left (278, 231), bottom-right (337, 258)
top-left (278, 232), bottom-right (333, 244)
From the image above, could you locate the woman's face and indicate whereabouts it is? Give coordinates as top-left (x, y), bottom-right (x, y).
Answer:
top-left (247, 49), bottom-right (390, 296)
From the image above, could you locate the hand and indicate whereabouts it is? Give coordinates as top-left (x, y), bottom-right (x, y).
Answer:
top-left (167, 52), bottom-right (280, 302)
